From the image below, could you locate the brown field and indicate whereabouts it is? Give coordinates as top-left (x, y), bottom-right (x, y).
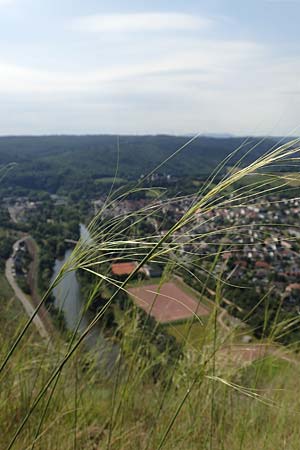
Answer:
top-left (218, 344), bottom-right (270, 365)
top-left (218, 343), bottom-right (298, 367)
top-left (128, 281), bottom-right (210, 323)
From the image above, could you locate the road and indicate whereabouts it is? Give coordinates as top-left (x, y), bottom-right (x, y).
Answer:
top-left (205, 287), bottom-right (243, 313)
top-left (5, 238), bottom-right (50, 340)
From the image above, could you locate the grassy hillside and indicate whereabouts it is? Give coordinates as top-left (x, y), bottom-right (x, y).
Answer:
top-left (1, 279), bottom-right (300, 450)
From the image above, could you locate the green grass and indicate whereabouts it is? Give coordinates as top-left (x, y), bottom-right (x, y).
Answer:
top-left (166, 318), bottom-right (209, 346)
top-left (127, 276), bottom-right (163, 288)
top-left (228, 169), bottom-right (297, 189)
top-left (2, 138), bottom-right (300, 449)
top-left (95, 177), bottom-right (127, 185)
top-left (145, 188), bottom-right (162, 198)
top-left (0, 273), bottom-right (13, 301)
top-left (280, 172), bottom-right (300, 186)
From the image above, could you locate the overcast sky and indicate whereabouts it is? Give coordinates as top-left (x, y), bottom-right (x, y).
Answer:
top-left (0, 0), bottom-right (300, 136)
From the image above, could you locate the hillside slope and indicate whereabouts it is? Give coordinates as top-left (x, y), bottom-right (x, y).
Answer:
top-left (0, 135), bottom-right (283, 195)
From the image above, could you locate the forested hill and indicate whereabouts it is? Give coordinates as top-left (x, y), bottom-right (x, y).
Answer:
top-left (0, 135), bottom-right (286, 197)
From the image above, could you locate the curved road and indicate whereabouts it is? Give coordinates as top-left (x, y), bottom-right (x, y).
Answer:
top-left (5, 238), bottom-right (50, 340)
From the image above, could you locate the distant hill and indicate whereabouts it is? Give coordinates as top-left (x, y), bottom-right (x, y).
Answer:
top-left (0, 134), bottom-right (289, 196)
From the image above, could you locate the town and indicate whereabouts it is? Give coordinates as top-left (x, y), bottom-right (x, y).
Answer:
top-left (3, 185), bottom-right (300, 346)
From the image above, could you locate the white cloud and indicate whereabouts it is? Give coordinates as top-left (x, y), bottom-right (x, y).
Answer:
top-left (0, 32), bottom-right (299, 136)
top-left (69, 12), bottom-right (212, 33)
top-left (0, 40), bottom-right (262, 94)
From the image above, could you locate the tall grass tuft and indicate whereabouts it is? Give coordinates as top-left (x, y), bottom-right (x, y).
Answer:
top-left (1, 138), bottom-right (300, 449)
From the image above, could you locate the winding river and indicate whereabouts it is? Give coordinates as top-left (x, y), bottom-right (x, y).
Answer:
top-left (51, 224), bottom-right (118, 369)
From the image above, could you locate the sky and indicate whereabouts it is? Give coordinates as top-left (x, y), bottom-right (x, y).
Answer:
top-left (0, 0), bottom-right (300, 136)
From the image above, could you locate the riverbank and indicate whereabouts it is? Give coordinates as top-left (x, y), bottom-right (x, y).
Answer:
top-left (50, 224), bottom-right (119, 369)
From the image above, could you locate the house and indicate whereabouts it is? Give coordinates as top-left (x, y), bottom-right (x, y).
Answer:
top-left (255, 261), bottom-right (271, 270)
top-left (111, 262), bottom-right (138, 277)
top-left (286, 283), bottom-right (300, 294)
top-left (111, 262), bottom-right (150, 279)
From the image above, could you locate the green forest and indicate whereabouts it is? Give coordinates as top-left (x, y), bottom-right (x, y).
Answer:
top-left (0, 135), bottom-right (287, 198)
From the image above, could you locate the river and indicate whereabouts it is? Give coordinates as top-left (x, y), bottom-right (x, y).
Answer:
top-left (51, 224), bottom-right (90, 332)
top-left (51, 224), bottom-right (118, 369)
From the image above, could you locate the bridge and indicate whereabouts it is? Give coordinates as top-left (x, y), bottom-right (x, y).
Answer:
top-left (64, 239), bottom-right (78, 245)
